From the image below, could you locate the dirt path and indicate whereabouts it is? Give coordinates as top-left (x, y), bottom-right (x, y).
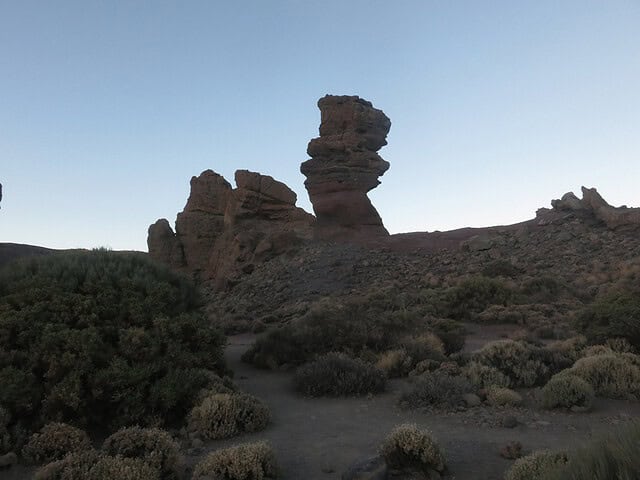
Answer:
top-left (191, 334), bottom-right (640, 480)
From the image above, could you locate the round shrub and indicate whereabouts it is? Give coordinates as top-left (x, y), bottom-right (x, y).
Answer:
top-left (0, 251), bottom-right (226, 435)
top-left (504, 450), bottom-right (568, 480)
top-left (22, 422), bottom-right (91, 464)
top-left (475, 340), bottom-right (548, 387)
top-left (541, 375), bottom-right (594, 410)
top-left (562, 354), bottom-right (640, 399)
top-left (34, 450), bottom-right (100, 480)
top-left (485, 387), bottom-right (522, 407)
top-left (400, 372), bottom-right (472, 409)
top-left (192, 441), bottom-right (278, 480)
top-left (293, 352), bottom-right (386, 397)
top-left (380, 423), bottom-right (446, 475)
top-left (442, 276), bottom-right (514, 320)
top-left (187, 393), bottom-right (270, 440)
top-left (576, 293), bottom-right (640, 349)
top-left (101, 426), bottom-right (180, 476)
top-left (87, 455), bottom-right (160, 480)
top-left (463, 361), bottom-right (511, 389)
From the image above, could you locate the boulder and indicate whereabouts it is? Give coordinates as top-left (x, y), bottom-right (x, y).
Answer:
top-left (301, 95), bottom-right (391, 239)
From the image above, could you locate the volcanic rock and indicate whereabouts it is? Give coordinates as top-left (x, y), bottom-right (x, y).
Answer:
top-left (301, 95), bottom-right (391, 239)
top-left (148, 169), bottom-right (314, 288)
top-left (547, 186), bottom-right (640, 231)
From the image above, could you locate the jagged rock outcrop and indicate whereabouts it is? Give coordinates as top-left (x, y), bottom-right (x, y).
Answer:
top-left (148, 169), bottom-right (314, 288)
top-left (542, 186), bottom-right (640, 231)
top-left (301, 95), bottom-right (391, 239)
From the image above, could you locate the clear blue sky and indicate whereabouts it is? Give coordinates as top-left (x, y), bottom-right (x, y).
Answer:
top-left (1, 1), bottom-right (638, 251)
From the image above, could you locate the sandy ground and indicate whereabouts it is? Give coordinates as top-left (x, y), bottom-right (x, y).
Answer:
top-left (5, 332), bottom-right (640, 480)
top-left (186, 334), bottom-right (640, 480)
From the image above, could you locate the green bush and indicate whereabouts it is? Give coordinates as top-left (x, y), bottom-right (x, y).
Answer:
top-left (0, 250), bottom-right (226, 435)
top-left (541, 375), bottom-right (594, 410)
top-left (242, 294), bottom-right (427, 369)
top-left (504, 450), bottom-right (568, 480)
top-left (293, 352), bottom-right (386, 397)
top-left (380, 423), bottom-right (446, 475)
top-left (560, 353), bottom-right (640, 399)
top-left (187, 393), bottom-right (270, 440)
top-left (101, 426), bottom-right (180, 477)
top-left (22, 422), bottom-right (91, 464)
top-left (475, 340), bottom-right (548, 387)
top-left (545, 421), bottom-right (640, 480)
top-left (442, 276), bottom-right (514, 320)
top-left (520, 276), bottom-right (562, 302)
top-left (400, 372), bottom-right (471, 409)
top-left (576, 293), bottom-right (640, 349)
top-left (428, 318), bottom-right (467, 354)
top-left (192, 441), bottom-right (278, 480)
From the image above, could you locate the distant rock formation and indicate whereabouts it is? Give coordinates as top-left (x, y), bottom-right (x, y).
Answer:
top-left (539, 186), bottom-right (640, 231)
top-left (148, 169), bottom-right (314, 288)
top-left (301, 95), bottom-right (391, 239)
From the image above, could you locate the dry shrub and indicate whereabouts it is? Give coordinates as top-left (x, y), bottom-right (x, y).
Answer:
top-left (485, 387), bottom-right (522, 407)
top-left (376, 349), bottom-right (412, 378)
top-left (541, 375), bottom-right (594, 410)
top-left (504, 450), bottom-right (568, 480)
top-left (22, 422), bottom-right (91, 464)
top-left (563, 353), bottom-right (640, 399)
top-left (463, 361), bottom-right (511, 389)
top-left (545, 420), bottom-right (640, 480)
top-left (380, 423), bottom-right (446, 475)
top-left (294, 352), bottom-right (386, 397)
top-left (34, 450), bottom-right (100, 480)
top-left (400, 372), bottom-right (471, 409)
top-left (0, 406), bottom-right (13, 454)
top-left (87, 455), bottom-right (160, 480)
top-left (192, 441), bottom-right (278, 480)
top-left (475, 340), bottom-right (548, 387)
top-left (187, 393), bottom-right (270, 440)
top-left (548, 336), bottom-right (587, 362)
top-left (35, 450), bottom-right (159, 480)
top-left (101, 426), bottom-right (180, 477)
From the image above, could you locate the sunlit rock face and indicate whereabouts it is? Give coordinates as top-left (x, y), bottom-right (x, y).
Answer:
top-left (147, 169), bottom-right (314, 288)
top-left (301, 95), bottom-right (391, 239)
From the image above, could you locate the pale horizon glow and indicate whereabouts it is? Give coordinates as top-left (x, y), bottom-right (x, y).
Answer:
top-left (1, 1), bottom-right (639, 251)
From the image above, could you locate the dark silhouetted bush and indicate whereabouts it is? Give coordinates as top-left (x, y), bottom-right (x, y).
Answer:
top-left (400, 372), bottom-right (471, 409)
top-left (0, 250), bottom-right (225, 438)
top-left (294, 352), bottom-right (386, 397)
top-left (576, 293), bottom-right (640, 349)
top-left (442, 276), bottom-right (514, 320)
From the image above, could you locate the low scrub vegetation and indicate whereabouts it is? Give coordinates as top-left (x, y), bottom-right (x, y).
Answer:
top-left (441, 276), bottom-right (514, 320)
top-left (192, 441), bottom-right (278, 480)
top-left (381, 423), bottom-right (446, 476)
top-left (504, 450), bottom-right (568, 480)
top-left (102, 426), bottom-right (181, 477)
top-left (294, 352), bottom-right (386, 397)
top-left (400, 372), bottom-right (471, 409)
top-left (242, 291), bottom-right (459, 369)
top-left (474, 340), bottom-right (549, 387)
top-left (541, 375), bottom-right (594, 410)
top-left (22, 422), bottom-right (91, 464)
top-left (187, 392), bottom-right (270, 440)
top-left (559, 352), bottom-right (640, 399)
top-left (0, 251), bottom-right (226, 448)
top-left (576, 293), bottom-right (640, 349)
top-left (485, 386), bottom-right (522, 407)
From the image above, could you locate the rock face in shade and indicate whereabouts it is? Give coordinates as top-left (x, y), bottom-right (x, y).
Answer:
top-left (301, 95), bottom-right (391, 239)
top-left (147, 169), bottom-right (314, 288)
top-left (544, 186), bottom-right (640, 231)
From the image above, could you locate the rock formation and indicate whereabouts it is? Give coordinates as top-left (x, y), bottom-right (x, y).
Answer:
top-left (301, 95), bottom-right (391, 239)
top-left (543, 186), bottom-right (640, 231)
top-left (148, 169), bottom-right (314, 288)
